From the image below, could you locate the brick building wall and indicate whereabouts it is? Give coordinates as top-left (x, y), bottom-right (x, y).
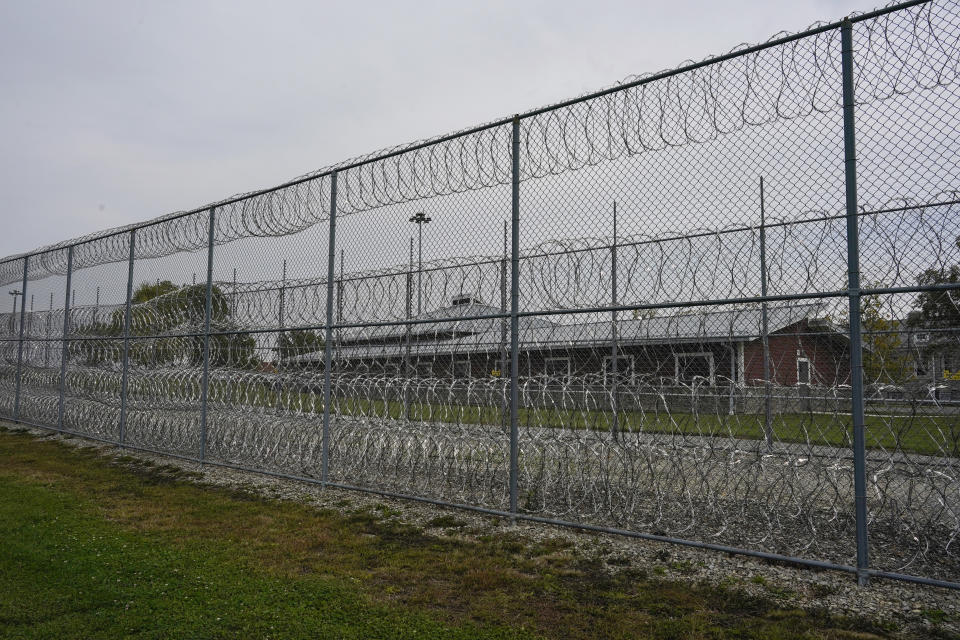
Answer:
top-left (742, 320), bottom-right (850, 386)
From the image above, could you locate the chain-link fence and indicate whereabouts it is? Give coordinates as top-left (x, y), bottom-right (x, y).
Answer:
top-left (2, 0), bottom-right (959, 589)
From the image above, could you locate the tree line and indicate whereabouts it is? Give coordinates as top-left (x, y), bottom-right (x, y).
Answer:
top-left (74, 280), bottom-right (323, 370)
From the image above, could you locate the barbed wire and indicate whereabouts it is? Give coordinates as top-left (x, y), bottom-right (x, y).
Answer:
top-left (2, 356), bottom-right (957, 577)
top-left (1, 192), bottom-right (957, 342)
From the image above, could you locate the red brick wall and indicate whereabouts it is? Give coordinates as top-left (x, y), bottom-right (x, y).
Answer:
top-left (742, 320), bottom-right (850, 386)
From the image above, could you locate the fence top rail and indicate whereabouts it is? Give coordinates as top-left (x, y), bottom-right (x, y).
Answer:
top-left (0, 0), bottom-right (933, 270)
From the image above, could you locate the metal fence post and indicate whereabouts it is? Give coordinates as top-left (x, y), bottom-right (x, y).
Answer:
top-left (337, 249), bottom-right (344, 363)
top-left (337, 250), bottom-right (344, 325)
top-left (404, 238), bottom-right (413, 420)
top-left (13, 256), bottom-right (29, 422)
top-left (321, 172), bottom-right (338, 485)
top-left (728, 343), bottom-right (736, 415)
top-left (500, 221), bottom-right (508, 431)
top-left (509, 116), bottom-right (521, 516)
top-left (274, 259), bottom-right (287, 415)
top-left (610, 200), bottom-right (619, 438)
top-left (841, 18), bottom-right (870, 587)
top-left (44, 293), bottom-right (51, 368)
top-left (199, 208), bottom-right (216, 462)
top-left (759, 177), bottom-right (773, 448)
top-left (118, 230), bottom-right (137, 445)
top-left (57, 246), bottom-right (74, 431)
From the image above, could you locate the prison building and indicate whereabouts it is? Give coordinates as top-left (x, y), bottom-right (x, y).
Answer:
top-left (296, 296), bottom-right (852, 388)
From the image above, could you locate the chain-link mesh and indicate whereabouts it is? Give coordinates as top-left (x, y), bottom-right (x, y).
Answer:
top-left (1, 0), bottom-right (958, 586)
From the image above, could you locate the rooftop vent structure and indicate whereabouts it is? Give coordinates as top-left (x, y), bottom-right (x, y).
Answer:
top-left (451, 294), bottom-right (481, 307)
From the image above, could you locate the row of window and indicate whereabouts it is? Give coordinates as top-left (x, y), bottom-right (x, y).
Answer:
top-left (340, 352), bottom-right (816, 386)
top-left (342, 353), bottom-right (720, 384)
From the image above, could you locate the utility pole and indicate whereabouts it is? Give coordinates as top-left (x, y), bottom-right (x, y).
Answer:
top-left (9, 289), bottom-right (22, 335)
top-left (409, 212), bottom-right (432, 315)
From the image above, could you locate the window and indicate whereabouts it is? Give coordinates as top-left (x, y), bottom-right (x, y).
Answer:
top-left (915, 361), bottom-right (927, 377)
top-left (942, 353), bottom-right (960, 380)
top-left (415, 361), bottom-right (433, 378)
top-left (544, 357), bottom-right (571, 381)
top-left (674, 352), bottom-right (715, 385)
top-left (382, 362), bottom-right (400, 377)
top-left (797, 357), bottom-right (811, 386)
top-left (603, 355), bottom-right (633, 385)
top-left (452, 359), bottom-right (471, 379)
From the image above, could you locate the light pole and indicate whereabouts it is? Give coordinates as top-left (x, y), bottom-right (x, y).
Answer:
top-left (408, 212), bottom-right (431, 314)
top-left (9, 289), bottom-right (22, 335)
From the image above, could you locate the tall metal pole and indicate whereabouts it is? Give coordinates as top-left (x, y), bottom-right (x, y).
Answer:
top-left (404, 238), bottom-right (414, 420)
top-left (337, 249), bottom-right (345, 359)
top-left (841, 19), bottom-right (870, 587)
top-left (275, 259), bottom-right (287, 414)
top-left (27, 296), bottom-right (33, 352)
top-left (321, 172), bottom-right (338, 485)
top-left (611, 200), bottom-right (620, 439)
top-left (408, 212), bottom-right (431, 317)
top-left (279, 259), bottom-right (287, 329)
top-left (10, 293), bottom-right (18, 339)
top-left (418, 223), bottom-right (424, 315)
top-left (118, 230), bottom-right (137, 445)
top-left (337, 250), bottom-right (345, 325)
top-left (13, 257), bottom-right (29, 422)
top-left (57, 246), bottom-right (74, 431)
top-left (337, 249), bottom-right (344, 376)
top-left (759, 177), bottom-right (773, 448)
top-left (199, 209), bottom-right (217, 461)
top-left (500, 220), bottom-right (508, 430)
top-left (509, 116), bottom-right (521, 516)
top-left (729, 343), bottom-right (736, 416)
top-left (45, 293), bottom-right (52, 368)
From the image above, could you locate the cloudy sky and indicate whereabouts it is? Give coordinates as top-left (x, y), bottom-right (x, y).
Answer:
top-left (0, 0), bottom-right (870, 259)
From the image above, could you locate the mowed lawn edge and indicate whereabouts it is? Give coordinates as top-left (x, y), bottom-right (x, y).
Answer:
top-left (0, 427), bottom-right (935, 640)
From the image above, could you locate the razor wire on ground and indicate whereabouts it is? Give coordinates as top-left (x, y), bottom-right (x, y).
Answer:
top-left (1, 0), bottom-right (960, 589)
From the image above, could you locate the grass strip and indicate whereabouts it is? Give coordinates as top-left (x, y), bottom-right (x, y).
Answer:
top-left (0, 427), bottom-right (934, 639)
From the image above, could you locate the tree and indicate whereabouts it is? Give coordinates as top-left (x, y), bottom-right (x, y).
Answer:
top-left (825, 290), bottom-right (914, 386)
top-left (860, 294), bottom-right (914, 385)
top-left (908, 258), bottom-right (960, 376)
top-left (274, 329), bottom-right (324, 364)
top-left (126, 281), bottom-right (230, 337)
top-left (73, 318), bottom-right (123, 366)
top-left (911, 265), bottom-right (960, 329)
top-left (208, 331), bottom-right (259, 370)
top-left (132, 280), bottom-right (179, 305)
top-left (78, 279), bottom-right (259, 370)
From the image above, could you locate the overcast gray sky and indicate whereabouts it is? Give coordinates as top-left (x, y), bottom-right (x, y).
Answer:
top-left (0, 0), bottom-right (870, 259)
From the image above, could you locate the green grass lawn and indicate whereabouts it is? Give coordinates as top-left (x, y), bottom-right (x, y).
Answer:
top-left (0, 427), bottom-right (936, 640)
